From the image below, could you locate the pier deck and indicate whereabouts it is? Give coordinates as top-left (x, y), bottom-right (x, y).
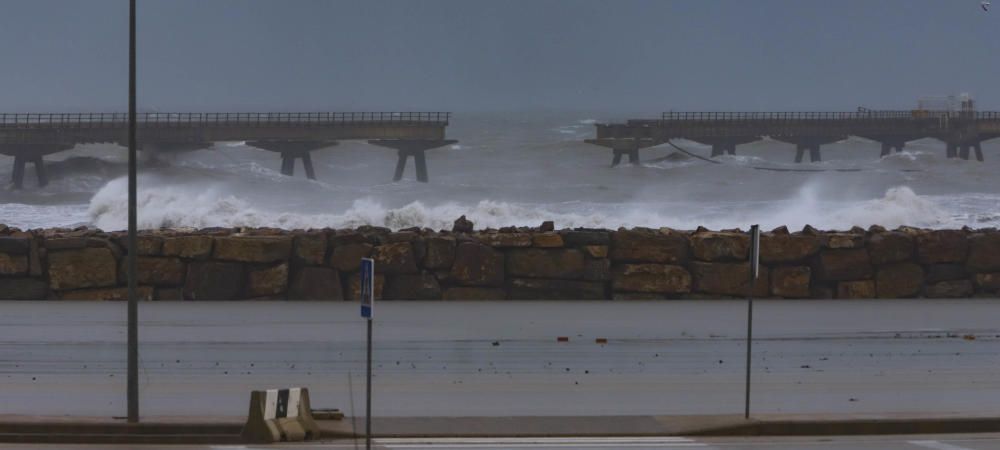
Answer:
top-left (587, 111), bottom-right (1000, 165)
top-left (0, 112), bottom-right (453, 188)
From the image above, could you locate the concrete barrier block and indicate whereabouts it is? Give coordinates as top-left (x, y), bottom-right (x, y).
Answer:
top-left (242, 387), bottom-right (320, 443)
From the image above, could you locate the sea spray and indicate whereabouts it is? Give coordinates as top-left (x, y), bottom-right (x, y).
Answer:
top-left (86, 174), bottom-right (957, 231)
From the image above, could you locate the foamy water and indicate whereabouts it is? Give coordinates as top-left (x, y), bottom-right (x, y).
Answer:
top-left (2, 112), bottom-right (999, 231)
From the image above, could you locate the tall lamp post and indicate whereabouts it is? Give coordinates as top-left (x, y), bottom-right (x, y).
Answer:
top-left (127, 0), bottom-right (139, 424)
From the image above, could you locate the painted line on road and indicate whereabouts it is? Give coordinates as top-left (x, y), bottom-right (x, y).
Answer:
top-left (376, 436), bottom-right (705, 448)
top-left (909, 440), bottom-right (976, 450)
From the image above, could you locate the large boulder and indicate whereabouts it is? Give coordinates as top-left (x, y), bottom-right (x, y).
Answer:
top-left (423, 236), bottom-right (456, 269)
top-left (0, 236), bottom-right (30, 254)
top-left (867, 232), bottom-right (914, 265)
top-left (875, 262), bottom-right (924, 298)
top-left (450, 242), bottom-right (504, 287)
top-left (582, 258), bottom-right (611, 281)
top-left (0, 278), bottom-right (48, 299)
top-left (974, 273), bottom-right (1000, 292)
top-left (293, 233), bottom-right (328, 266)
top-left (507, 278), bottom-right (605, 300)
top-left (330, 243), bottom-right (374, 272)
top-left (760, 234), bottom-right (820, 263)
top-left (506, 249), bottom-right (585, 279)
top-left (610, 228), bottom-right (689, 263)
top-left (48, 248), bottom-right (118, 290)
top-left (532, 233), bottom-right (564, 248)
top-left (813, 249), bottom-right (872, 281)
top-left (690, 232), bottom-right (748, 262)
top-left (59, 286), bottom-right (154, 301)
top-left (924, 280), bottom-right (974, 298)
top-left (966, 232), bottom-right (1000, 272)
top-left (915, 230), bottom-right (968, 264)
top-left (837, 280), bottom-right (875, 299)
top-left (247, 263), bottom-right (289, 297)
top-left (372, 242), bottom-right (418, 274)
top-left (184, 261), bottom-right (244, 300)
top-left (925, 264), bottom-right (968, 283)
top-left (478, 233), bottom-right (533, 248)
top-left (560, 230), bottom-right (611, 246)
top-left (0, 253), bottom-right (28, 276)
top-left (826, 233), bottom-right (865, 249)
top-left (213, 236), bottom-right (292, 263)
top-left (162, 235), bottom-right (214, 259)
top-left (384, 272), bottom-right (442, 300)
top-left (691, 262), bottom-right (768, 297)
top-left (770, 266), bottom-right (811, 298)
top-left (288, 267), bottom-right (343, 300)
top-left (442, 287), bottom-right (506, 300)
top-left (612, 264), bottom-right (691, 294)
top-left (125, 257), bottom-right (186, 286)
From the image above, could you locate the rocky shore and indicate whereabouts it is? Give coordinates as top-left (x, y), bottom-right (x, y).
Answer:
top-left (0, 219), bottom-right (998, 301)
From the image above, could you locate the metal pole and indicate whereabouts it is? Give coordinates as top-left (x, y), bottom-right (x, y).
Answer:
top-left (744, 286), bottom-right (753, 419)
top-left (365, 318), bottom-right (373, 450)
top-left (127, 0), bottom-right (139, 424)
top-left (744, 224), bottom-right (758, 420)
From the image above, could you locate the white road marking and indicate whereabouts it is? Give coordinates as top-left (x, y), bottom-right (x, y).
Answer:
top-left (376, 436), bottom-right (706, 448)
top-left (909, 440), bottom-right (976, 450)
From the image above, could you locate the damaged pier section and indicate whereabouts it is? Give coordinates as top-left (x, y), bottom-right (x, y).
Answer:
top-left (587, 110), bottom-right (1000, 165)
top-left (0, 112), bottom-right (455, 189)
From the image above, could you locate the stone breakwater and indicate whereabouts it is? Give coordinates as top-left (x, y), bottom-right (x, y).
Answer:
top-left (0, 222), bottom-right (999, 301)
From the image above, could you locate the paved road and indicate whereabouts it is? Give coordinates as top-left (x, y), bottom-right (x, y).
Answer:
top-left (1, 300), bottom-right (999, 417)
top-left (6, 434), bottom-right (1000, 449)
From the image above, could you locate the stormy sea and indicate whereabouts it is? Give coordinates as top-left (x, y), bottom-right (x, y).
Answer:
top-left (1, 111), bottom-right (998, 231)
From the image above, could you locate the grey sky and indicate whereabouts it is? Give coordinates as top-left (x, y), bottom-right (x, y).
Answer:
top-left (1, 0), bottom-right (997, 113)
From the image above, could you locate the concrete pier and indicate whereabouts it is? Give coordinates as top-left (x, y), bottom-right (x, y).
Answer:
top-left (583, 138), bottom-right (658, 166)
top-left (246, 141), bottom-right (336, 180)
top-left (0, 112), bottom-right (453, 188)
top-left (589, 111), bottom-right (1000, 164)
top-left (368, 139), bottom-right (457, 182)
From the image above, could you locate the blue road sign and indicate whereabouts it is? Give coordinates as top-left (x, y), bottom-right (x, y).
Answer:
top-left (360, 258), bottom-right (374, 319)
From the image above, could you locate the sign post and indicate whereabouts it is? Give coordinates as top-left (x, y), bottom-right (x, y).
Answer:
top-left (360, 257), bottom-right (374, 450)
top-left (126, 0), bottom-right (139, 424)
top-left (745, 225), bottom-right (760, 419)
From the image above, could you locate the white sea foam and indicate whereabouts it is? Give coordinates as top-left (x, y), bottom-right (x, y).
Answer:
top-left (86, 174), bottom-right (963, 232)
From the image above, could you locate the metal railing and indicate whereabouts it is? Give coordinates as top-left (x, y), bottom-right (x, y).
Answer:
top-left (660, 111), bottom-right (1000, 121)
top-left (0, 112), bottom-right (451, 128)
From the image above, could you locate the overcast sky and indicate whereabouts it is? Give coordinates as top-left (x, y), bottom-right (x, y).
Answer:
top-left (1, 0), bottom-right (997, 113)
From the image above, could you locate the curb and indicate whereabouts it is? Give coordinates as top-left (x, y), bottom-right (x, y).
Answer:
top-left (0, 422), bottom-right (244, 444)
top-left (690, 417), bottom-right (1000, 437)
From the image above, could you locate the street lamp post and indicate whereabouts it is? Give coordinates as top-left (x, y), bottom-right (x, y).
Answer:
top-left (127, 0), bottom-right (139, 424)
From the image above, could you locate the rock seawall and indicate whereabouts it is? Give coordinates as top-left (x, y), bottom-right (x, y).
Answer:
top-left (1, 223), bottom-right (998, 300)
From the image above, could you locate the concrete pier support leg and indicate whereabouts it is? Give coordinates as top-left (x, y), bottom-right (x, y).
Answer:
top-left (974, 143), bottom-right (984, 162)
top-left (947, 143), bottom-right (958, 159)
top-left (413, 151), bottom-right (429, 182)
top-left (611, 151), bottom-right (624, 167)
top-left (628, 149), bottom-right (640, 165)
top-left (711, 145), bottom-right (724, 158)
top-left (795, 145), bottom-right (805, 163)
top-left (895, 144), bottom-right (905, 153)
top-left (960, 145), bottom-right (971, 160)
top-left (300, 152), bottom-right (316, 180)
top-left (280, 152), bottom-right (296, 176)
top-left (10, 156), bottom-right (26, 190)
top-left (393, 151), bottom-right (409, 181)
top-left (809, 146), bottom-right (822, 162)
top-left (727, 144), bottom-right (736, 155)
top-left (369, 139), bottom-right (455, 183)
top-left (30, 156), bottom-right (48, 187)
top-left (880, 143), bottom-right (892, 158)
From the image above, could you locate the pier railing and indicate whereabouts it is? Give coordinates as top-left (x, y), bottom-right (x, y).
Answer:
top-left (0, 112), bottom-right (451, 128)
top-left (660, 111), bottom-right (1000, 121)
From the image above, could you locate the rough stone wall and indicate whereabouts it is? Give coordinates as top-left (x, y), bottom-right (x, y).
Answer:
top-left (0, 223), bottom-right (998, 300)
